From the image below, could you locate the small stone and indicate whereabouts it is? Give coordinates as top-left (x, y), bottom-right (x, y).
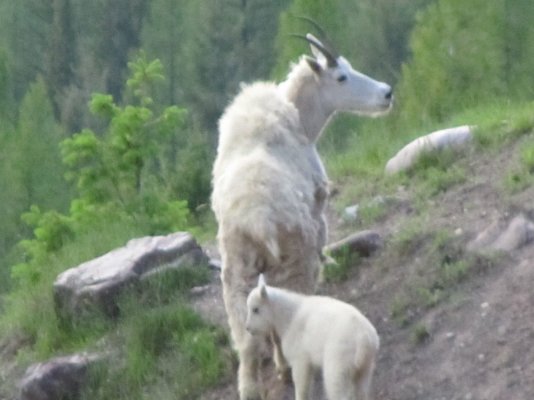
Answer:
top-left (208, 258), bottom-right (222, 270)
top-left (190, 285), bottom-right (210, 296)
top-left (481, 302), bottom-right (490, 309)
top-left (478, 353), bottom-right (485, 361)
top-left (371, 195), bottom-right (386, 206)
top-left (454, 228), bottom-right (463, 236)
top-left (343, 205), bottom-right (359, 221)
top-left (445, 332), bottom-right (455, 340)
top-left (325, 230), bottom-right (383, 258)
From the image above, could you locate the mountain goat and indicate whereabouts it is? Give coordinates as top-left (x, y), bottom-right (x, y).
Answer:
top-left (246, 275), bottom-right (379, 400)
top-left (212, 30), bottom-right (392, 400)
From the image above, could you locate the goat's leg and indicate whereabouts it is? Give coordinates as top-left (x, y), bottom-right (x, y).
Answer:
top-left (291, 361), bottom-right (312, 400)
top-left (221, 261), bottom-right (262, 400)
top-left (323, 362), bottom-right (374, 400)
top-left (237, 335), bottom-right (262, 400)
top-left (323, 369), bottom-right (353, 400)
top-left (271, 331), bottom-right (291, 383)
top-left (354, 362), bottom-right (375, 400)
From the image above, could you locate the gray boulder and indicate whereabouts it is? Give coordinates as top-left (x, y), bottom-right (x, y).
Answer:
top-left (468, 214), bottom-right (534, 253)
top-left (18, 352), bottom-right (103, 400)
top-left (54, 232), bottom-right (208, 319)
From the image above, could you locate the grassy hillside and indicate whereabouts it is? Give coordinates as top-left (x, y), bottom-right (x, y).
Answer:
top-left (1, 1), bottom-right (534, 398)
top-left (1, 97), bottom-right (532, 399)
top-left (198, 100), bottom-right (534, 399)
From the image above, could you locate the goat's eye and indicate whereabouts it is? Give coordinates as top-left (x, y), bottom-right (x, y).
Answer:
top-left (252, 307), bottom-right (259, 314)
top-left (337, 75), bottom-right (347, 83)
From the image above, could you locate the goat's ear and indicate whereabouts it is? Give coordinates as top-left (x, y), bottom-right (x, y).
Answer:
top-left (305, 56), bottom-right (323, 75)
top-left (260, 283), bottom-right (268, 300)
top-left (258, 274), bottom-right (268, 299)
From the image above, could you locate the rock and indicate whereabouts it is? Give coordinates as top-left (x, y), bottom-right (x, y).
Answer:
top-left (325, 230), bottom-right (383, 259)
top-left (343, 205), bottom-right (359, 222)
top-left (468, 214), bottom-right (534, 253)
top-left (54, 232), bottom-right (208, 319)
top-left (208, 258), bottom-right (222, 271)
top-left (467, 219), bottom-right (504, 251)
top-left (491, 215), bottom-right (534, 252)
top-left (385, 125), bottom-right (473, 174)
top-left (18, 352), bottom-right (104, 400)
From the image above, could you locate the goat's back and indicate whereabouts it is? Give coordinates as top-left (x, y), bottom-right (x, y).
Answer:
top-left (212, 82), bottom-right (324, 264)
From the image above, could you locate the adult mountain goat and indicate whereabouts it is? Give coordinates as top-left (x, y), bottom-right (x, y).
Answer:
top-left (212, 31), bottom-right (392, 400)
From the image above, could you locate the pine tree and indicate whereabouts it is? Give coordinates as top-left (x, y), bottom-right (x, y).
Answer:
top-left (45, 0), bottom-right (77, 119)
top-left (141, 0), bottom-right (189, 106)
top-left (0, 77), bottom-right (69, 288)
top-left (14, 77), bottom-right (69, 211)
top-left (96, 0), bottom-right (149, 102)
top-left (176, 0), bottom-right (288, 132)
top-left (1, 0), bottom-right (53, 102)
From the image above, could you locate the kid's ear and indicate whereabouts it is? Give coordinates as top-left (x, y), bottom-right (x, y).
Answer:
top-left (260, 283), bottom-right (268, 300)
top-left (305, 56), bottom-right (322, 75)
top-left (258, 274), bottom-right (268, 299)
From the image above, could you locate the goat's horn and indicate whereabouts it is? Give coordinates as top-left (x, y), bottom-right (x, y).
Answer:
top-left (292, 15), bottom-right (340, 59)
top-left (291, 33), bottom-right (338, 67)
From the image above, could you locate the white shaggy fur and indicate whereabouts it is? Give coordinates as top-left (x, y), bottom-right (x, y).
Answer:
top-left (246, 276), bottom-right (379, 400)
top-left (212, 35), bottom-right (391, 400)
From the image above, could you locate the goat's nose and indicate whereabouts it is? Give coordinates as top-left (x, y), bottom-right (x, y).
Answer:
top-left (385, 87), bottom-right (393, 101)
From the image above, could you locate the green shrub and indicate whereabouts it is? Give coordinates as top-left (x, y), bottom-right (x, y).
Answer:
top-left (411, 323), bottom-right (431, 345)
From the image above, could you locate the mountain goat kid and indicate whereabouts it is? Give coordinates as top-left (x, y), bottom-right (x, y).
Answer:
top-left (246, 275), bottom-right (379, 400)
top-left (212, 31), bottom-right (392, 400)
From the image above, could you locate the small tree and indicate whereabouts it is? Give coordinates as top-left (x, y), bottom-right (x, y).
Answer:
top-left (11, 54), bottom-right (194, 286)
top-left (60, 53), bottom-right (190, 229)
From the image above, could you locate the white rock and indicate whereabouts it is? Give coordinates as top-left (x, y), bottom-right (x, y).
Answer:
top-left (385, 125), bottom-right (473, 174)
top-left (343, 204), bottom-right (359, 221)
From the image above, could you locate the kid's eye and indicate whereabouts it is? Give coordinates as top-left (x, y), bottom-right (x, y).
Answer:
top-left (337, 75), bottom-right (347, 83)
top-left (252, 307), bottom-right (259, 314)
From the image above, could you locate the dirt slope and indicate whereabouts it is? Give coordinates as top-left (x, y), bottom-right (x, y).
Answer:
top-left (196, 131), bottom-right (534, 400)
